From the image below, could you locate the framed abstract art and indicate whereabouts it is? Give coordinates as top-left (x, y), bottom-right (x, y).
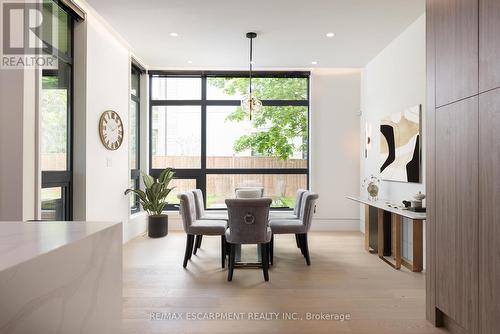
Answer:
top-left (379, 105), bottom-right (421, 183)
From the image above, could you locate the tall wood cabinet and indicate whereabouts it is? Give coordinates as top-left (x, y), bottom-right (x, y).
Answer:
top-left (427, 0), bottom-right (500, 333)
top-left (479, 0), bottom-right (500, 92)
top-left (478, 90), bottom-right (500, 334)
top-left (434, 0), bottom-right (478, 107)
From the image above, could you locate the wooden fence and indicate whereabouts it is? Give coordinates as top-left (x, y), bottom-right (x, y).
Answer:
top-left (42, 154), bottom-right (307, 206)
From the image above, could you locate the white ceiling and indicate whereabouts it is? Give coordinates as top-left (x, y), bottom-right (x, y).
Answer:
top-left (86, 0), bottom-right (425, 69)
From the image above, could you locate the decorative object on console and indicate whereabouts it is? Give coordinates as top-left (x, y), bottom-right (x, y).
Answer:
top-left (362, 175), bottom-right (380, 201)
top-left (409, 191), bottom-right (425, 212)
top-left (125, 168), bottom-right (175, 238)
top-left (98, 110), bottom-right (124, 150)
top-left (380, 104), bottom-right (421, 183)
top-left (403, 192), bottom-right (426, 212)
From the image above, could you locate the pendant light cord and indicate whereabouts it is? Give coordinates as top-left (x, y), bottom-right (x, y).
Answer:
top-left (249, 36), bottom-right (253, 97)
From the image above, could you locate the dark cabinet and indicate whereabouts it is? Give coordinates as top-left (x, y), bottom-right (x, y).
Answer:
top-left (435, 0), bottom-right (478, 107)
top-left (435, 98), bottom-right (479, 333)
top-left (478, 89), bottom-right (500, 334)
top-left (479, 0), bottom-right (500, 92)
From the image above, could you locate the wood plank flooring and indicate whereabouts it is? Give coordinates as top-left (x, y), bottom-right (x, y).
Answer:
top-left (123, 232), bottom-right (446, 334)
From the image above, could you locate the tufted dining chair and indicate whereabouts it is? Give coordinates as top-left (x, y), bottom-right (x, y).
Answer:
top-left (268, 189), bottom-right (307, 220)
top-left (269, 192), bottom-right (319, 266)
top-left (225, 198), bottom-right (272, 281)
top-left (177, 192), bottom-right (227, 268)
top-left (235, 187), bottom-right (264, 199)
top-left (191, 189), bottom-right (229, 254)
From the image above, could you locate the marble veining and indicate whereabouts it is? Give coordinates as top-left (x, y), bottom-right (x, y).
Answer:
top-left (0, 221), bottom-right (119, 272)
top-left (0, 221), bottom-right (122, 334)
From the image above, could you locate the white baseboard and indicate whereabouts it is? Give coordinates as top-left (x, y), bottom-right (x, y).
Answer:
top-left (124, 212), bottom-right (148, 243)
top-left (310, 218), bottom-right (360, 231)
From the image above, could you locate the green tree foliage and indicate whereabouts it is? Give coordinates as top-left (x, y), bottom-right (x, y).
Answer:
top-left (41, 76), bottom-right (67, 154)
top-left (209, 77), bottom-right (308, 160)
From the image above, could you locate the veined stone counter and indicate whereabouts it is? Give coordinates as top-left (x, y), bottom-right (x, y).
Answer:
top-left (0, 221), bottom-right (122, 334)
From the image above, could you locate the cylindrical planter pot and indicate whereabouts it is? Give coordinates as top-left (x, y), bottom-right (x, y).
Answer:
top-left (148, 215), bottom-right (168, 238)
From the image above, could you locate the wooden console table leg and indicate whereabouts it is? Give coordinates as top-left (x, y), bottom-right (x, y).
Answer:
top-left (377, 208), bottom-right (384, 257)
top-left (364, 205), bottom-right (370, 251)
top-left (412, 219), bottom-right (423, 272)
top-left (392, 213), bottom-right (402, 269)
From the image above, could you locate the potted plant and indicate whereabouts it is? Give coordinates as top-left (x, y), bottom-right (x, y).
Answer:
top-left (125, 168), bottom-right (175, 238)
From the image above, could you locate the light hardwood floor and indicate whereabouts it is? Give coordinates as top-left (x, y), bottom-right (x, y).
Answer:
top-left (123, 231), bottom-right (446, 334)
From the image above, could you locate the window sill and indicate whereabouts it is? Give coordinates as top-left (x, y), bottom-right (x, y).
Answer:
top-left (130, 211), bottom-right (147, 219)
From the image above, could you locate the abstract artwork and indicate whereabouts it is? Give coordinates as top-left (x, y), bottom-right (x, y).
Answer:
top-left (379, 105), bottom-right (421, 183)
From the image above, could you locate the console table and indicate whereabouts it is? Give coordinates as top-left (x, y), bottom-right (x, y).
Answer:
top-left (346, 196), bottom-right (426, 272)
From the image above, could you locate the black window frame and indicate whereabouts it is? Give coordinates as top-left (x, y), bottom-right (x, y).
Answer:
top-left (40, 1), bottom-right (78, 221)
top-left (130, 64), bottom-right (142, 214)
top-left (149, 70), bottom-right (310, 211)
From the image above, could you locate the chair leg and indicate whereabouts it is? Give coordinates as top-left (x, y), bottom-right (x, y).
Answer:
top-left (198, 235), bottom-right (203, 249)
top-left (261, 243), bottom-right (269, 281)
top-left (270, 234), bottom-right (274, 266)
top-left (298, 234), bottom-right (305, 256)
top-left (188, 235), bottom-right (195, 260)
top-left (301, 233), bottom-right (311, 266)
top-left (295, 234), bottom-right (300, 248)
top-left (193, 235), bottom-right (201, 255)
top-left (221, 235), bottom-right (226, 269)
top-left (228, 244), bottom-right (235, 281)
top-left (183, 234), bottom-right (194, 268)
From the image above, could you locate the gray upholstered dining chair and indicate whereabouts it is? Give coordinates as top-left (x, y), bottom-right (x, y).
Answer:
top-left (191, 189), bottom-right (229, 254)
top-left (268, 189), bottom-right (307, 220)
top-left (269, 192), bottom-right (319, 266)
top-left (235, 187), bottom-right (264, 199)
top-left (177, 192), bottom-right (227, 268)
top-left (268, 189), bottom-right (308, 252)
top-left (225, 198), bottom-right (272, 281)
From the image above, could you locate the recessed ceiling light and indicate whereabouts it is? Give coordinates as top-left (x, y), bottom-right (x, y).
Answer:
top-left (187, 60), bottom-right (193, 64)
top-left (170, 32), bottom-right (179, 37)
top-left (311, 61), bottom-right (318, 65)
top-left (326, 32), bottom-right (335, 38)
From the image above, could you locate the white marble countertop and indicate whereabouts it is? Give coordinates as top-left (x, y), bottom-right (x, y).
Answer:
top-left (0, 221), bottom-right (121, 272)
top-left (346, 196), bottom-right (427, 220)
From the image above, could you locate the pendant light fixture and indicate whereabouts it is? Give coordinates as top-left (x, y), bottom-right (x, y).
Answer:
top-left (241, 32), bottom-right (262, 120)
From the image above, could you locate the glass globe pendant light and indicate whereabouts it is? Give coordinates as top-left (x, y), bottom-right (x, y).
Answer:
top-left (241, 32), bottom-right (262, 120)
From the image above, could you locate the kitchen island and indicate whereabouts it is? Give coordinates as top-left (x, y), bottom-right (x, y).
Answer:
top-left (0, 221), bottom-right (122, 334)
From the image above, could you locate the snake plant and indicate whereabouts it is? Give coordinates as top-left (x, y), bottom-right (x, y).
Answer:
top-left (125, 168), bottom-right (175, 216)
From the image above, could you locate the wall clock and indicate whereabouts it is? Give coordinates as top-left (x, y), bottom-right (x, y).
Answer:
top-left (98, 110), bottom-right (124, 150)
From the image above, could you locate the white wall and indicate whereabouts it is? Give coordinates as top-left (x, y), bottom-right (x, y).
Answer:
top-left (310, 69), bottom-right (361, 230)
top-left (0, 69), bottom-right (37, 221)
top-left (360, 14), bottom-right (426, 231)
top-left (73, 0), bottom-right (148, 242)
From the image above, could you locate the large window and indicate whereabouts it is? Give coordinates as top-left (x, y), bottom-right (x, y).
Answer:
top-left (40, 2), bottom-right (76, 220)
top-left (130, 64), bottom-right (142, 213)
top-left (150, 72), bottom-right (309, 210)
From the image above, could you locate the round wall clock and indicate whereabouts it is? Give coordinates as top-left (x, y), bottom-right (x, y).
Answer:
top-left (98, 110), bottom-right (124, 150)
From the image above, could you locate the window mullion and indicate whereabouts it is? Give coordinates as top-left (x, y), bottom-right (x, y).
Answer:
top-left (201, 76), bottom-right (207, 204)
